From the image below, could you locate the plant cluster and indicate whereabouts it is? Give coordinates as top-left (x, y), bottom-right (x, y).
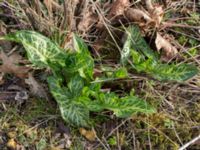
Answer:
top-left (1, 25), bottom-right (198, 127)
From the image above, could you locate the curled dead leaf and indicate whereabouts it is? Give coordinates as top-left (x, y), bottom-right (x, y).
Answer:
top-left (150, 5), bottom-right (164, 27)
top-left (78, 7), bottom-right (98, 32)
top-left (125, 8), bottom-right (152, 23)
top-left (155, 33), bottom-right (178, 61)
top-left (0, 51), bottom-right (30, 78)
top-left (108, 0), bottom-right (130, 18)
top-left (25, 73), bottom-right (49, 100)
top-left (79, 128), bottom-right (96, 141)
top-left (124, 1), bottom-right (163, 28)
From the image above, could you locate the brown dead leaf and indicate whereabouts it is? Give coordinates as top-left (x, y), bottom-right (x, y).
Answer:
top-left (78, 6), bottom-right (98, 32)
top-left (150, 5), bottom-right (164, 27)
top-left (125, 8), bottom-right (152, 24)
top-left (108, 0), bottom-right (130, 18)
top-left (0, 51), bottom-right (30, 78)
top-left (0, 21), bottom-right (12, 51)
top-left (124, 1), bottom-right (163, 28)
top-left (155, 33), bottom-right (178, 61)
top-left (25, 73), bottom-right (49, 99)
top-left (79, 128), bottom-right (96, 141)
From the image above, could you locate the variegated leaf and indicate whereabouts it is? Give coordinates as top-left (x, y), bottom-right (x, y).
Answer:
top-left (48, 76), bottom-right (90, 127)
top-left (87, 93), bottom-right (155, 117)
top-left (125, 26), bottom-right (198, 81)
top-left (3, 30), bottom-right (67, 69)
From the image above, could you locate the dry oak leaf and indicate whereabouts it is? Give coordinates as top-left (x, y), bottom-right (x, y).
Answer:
top-left (108, 0), bottom-right (130, 18)
top-left (125, 8), bottom-right (152, 24)
top-left (79, 128), bottom-right (96, 141)
top-left (25, 73), bottom-right (49, 100)
top-left (0, 51), bottom-right (30, 78)
top-left (78, 7), bottom-right (98, 32)
top-left (155, 33), bottom-right (178, 61)
top-left (150, 5), bottom-right (164, 27)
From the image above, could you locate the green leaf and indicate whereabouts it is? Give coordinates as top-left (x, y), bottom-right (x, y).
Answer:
top-left (113, 67), bottom-right (128, 78)
top-left (2, 30), bottom-right (67, 69)
top-left (121, 31), bottom-right (132, 64)
top-left (59, 101), bottom-right (90, 127)
top-left (47, 76), bottom-right (90, 127)
top-left (47, 76), bottom-right (72, 104)
top-left (87, 93), bottom-right (155, 117)
top-left (72, 34), bottom-right (94, 79)
top-left (125, 25), bottom-right (158, 60)
top-left (96, 67), bottom-right (128, 80)
top-left (124, 26), bottom-right (198, 81)
top-left (73, 34), bottom-right (88, 53)
top-left (2, 30), bottom-right (156, 127)
top-left (67, 74), bottom-right (85, 97)
top-left (150, 63), bottom-right (198, 81)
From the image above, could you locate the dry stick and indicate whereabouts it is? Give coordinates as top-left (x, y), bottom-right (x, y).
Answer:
top-left (162, 22), bottom-right (200, 30)
top-left (179, 134), bottom-right (200, 150)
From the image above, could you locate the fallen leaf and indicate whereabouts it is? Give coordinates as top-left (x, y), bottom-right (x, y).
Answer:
top-left (79, 128), bottom-right (96, 141)
top-left (0, 22), bottom-right (12, 51)
top-left (155, 33), bottom-right (178, 61)
top-left (7, 139), bottom-right (17, 149)
top-left (78, 6), bottom-right (98, 32)
top-left (125, 8), bottom-right (152, 23)
top-left (150, 5), bottom-right (164, 27)
top-left (0, 51), bottom-right (30, 78)
top-left (25, 73), bottom-right (49, 99)
top-left (108, 0), bottom-right (130, 18)
top-left (125, 1), bottom-right (163, 28)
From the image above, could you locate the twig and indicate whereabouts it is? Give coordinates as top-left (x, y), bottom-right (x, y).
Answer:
top-left (162, 22), bottom-right (200, 30)
top-left (179, 134), bottom-right (200, 150)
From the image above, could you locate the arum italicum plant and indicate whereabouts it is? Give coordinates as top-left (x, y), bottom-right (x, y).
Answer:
top-left (0, 25), bottom-right (198, 127)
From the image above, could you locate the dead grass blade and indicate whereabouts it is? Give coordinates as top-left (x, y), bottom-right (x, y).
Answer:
top-left (0, 51), bottom-right (30, 78)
